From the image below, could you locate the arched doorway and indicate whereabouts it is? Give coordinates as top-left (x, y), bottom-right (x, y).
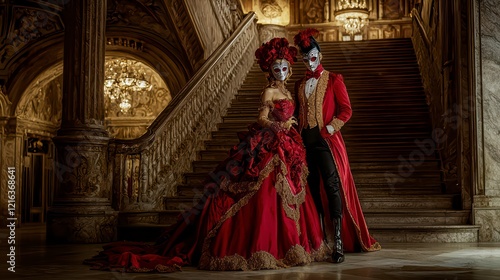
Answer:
top-left (12, 55), bottom-right (172, 223)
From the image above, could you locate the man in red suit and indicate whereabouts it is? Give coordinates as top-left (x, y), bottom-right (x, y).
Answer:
top-left (293, 29), bottom-right (381, 263)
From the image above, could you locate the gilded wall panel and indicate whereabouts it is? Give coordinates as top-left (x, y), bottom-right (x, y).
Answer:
top-left (382, 0), bottom-right (401, 19)
top-left (251, 0), bottom-right (291, 25)
top-left (279, 0), bottom-right (414, 41)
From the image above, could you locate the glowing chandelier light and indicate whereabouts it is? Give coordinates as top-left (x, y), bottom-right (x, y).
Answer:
top-left (104, 58), bottom-right (152, 114)
top-left (334, 0), bottom-right (369, 36)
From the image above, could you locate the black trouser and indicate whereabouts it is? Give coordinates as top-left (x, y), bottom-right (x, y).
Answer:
top-left (301, 126), bottom-right (342, 220)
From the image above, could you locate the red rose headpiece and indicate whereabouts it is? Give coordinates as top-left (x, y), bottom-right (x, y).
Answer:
top-left (255, 38), bottom-right (298, 72)
top-left (293, 28), bottom-right (321, 54)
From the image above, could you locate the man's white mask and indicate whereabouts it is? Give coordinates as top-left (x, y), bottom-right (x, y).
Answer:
top-left (302, 47), bottom-right (320, 72)
top-left (271, 59), bottom-right (289, 81)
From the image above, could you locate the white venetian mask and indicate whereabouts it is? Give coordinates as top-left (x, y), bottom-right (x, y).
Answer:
top-left (271, 59), bottom-right (290, 81)
top-left (302, 47), bottom-right (320, 72)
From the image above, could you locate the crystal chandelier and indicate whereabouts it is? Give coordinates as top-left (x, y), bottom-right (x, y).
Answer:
top-left (334, 0), bottom-right (369, 36)
top-left (104, 58), bottom-right (152, 114)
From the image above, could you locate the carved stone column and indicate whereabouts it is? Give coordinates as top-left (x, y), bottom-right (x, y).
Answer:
top-left (472, 0), bottom-right (500, 242)
top-left (46, 0), bottom-right (117, 243)
top-left (0, 119), bottom-right (24, 227)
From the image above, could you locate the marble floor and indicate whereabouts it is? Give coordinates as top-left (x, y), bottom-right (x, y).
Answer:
top-left (1, 224), bottom-right (500, 280)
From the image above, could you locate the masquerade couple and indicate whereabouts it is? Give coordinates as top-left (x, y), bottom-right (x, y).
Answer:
top-left (84, 29), bottom-right (381, 273)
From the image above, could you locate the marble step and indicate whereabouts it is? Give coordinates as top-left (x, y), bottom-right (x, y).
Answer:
top-left (216, 122), bottom-right (431, 131)
top-left (356, 187), bottom-right (443, 195)
top-left (229, 98), bottom-right (428, 105)
top-left (249, 61), bottom-right (418, 70)
top-left (117, 223), bottom-right (170, 242)
top-left (156, 199), bottom-right (479, 243)
top-left (206, 133), bottom-right (433, 142)
top-left (219, 116), bottom-right (430, 126)
top-left (273, 61), bottom-right (419, 68)
top-left (174, 179), bottom-right (444, 197)
top-left (169, 187), bottom-right (454, 210)
top-left (162, 196), bottom-right (458, 215)
top-left (116, 218), bottom-right (479, 245)
top-left (364, 209), bottom-right (470, 226)
top-left (231, 94), bottom-right (427, 101)
top-left (247, 71), bottom-right (421, 81)
top-left (198, 145), bottom-right (437, 155)
top-left (183, 167), bottom-right (441, 186)
top-left (202, 140), bottom-right (435, 152)
top-left (118, 210), bottom-right (180, 226)
top-left (359, 195), bottom-right (456, 209)
top-left (236, 87), bottom-right (425, 94)
top-left (238, 85), bottom-right (425, 92)
top-left (190, 159), bottom-right (441, 174)
top-left (117, 210), bottom-right (180, 241)
top-left (163, 196), bottom-right (203, 212)
top-left (190, 159), bottom-right (440, 173)
top-left (189, 165), bottom-right (442, 180)
top-left (198, 150), bottom-right (437, 162)
top-left (369, 225), bottom-right (480, 243)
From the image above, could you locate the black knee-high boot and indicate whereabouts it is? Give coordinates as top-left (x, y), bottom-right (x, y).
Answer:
top-left (332, 216), bottom-right (345, 263)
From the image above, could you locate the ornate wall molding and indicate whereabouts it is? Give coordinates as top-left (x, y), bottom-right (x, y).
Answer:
top-left (106, 37), bottom-right (144, 51)
top-left (184, 0), bottom-right (244, 59)
top-left (0, 88), bottom-right (11, 117)
top-left (111, 12), bottom-right (260, 211)
top-left (106, 118), bottom-right (154, 139)
top-left (211, 0), bottom-right (244, 38)
top-left (284, 0), bottom-right (414, 40)
top-left (166, 0), bottom-right (206, 70)
top-left (184, 0), bottom-right (226, 59)
top-left (16, 76), bottom-right (62, 126)
top-left (258, 24), bottom-right (287, 43)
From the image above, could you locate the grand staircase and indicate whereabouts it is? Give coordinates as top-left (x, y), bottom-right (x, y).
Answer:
top-left (120, 38), bottom-right (479, 243)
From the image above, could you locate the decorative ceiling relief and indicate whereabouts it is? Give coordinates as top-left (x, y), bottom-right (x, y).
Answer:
top-left (106, 0), bottom-right (176, 43)
top-left (0, 7), bottom-right (63, 65)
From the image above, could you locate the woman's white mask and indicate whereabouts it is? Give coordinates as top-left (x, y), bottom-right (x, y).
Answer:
top-left (302, 48), bottom-right (320, 72)
top-left (271, 59), bottom-right (290, 81)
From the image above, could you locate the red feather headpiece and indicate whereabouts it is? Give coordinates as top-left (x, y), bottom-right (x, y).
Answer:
top-left (293, 28), bottom-right (321, 53)
top-left (255, 38), bottom-right (298, 72)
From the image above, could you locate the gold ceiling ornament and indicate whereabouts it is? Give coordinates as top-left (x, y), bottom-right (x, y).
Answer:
top-left (104, 58), bottom-right (153, 114)
top-left (334, 0), bottom-right (369, 36)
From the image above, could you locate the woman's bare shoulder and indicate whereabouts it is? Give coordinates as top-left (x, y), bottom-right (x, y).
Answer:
top-left (261, 87), bottom-right (279, 100)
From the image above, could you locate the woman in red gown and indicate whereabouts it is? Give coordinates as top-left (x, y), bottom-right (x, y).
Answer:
top-left (84, 38), bottom-right (329, 273)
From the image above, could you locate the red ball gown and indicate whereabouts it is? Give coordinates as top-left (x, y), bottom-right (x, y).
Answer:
top-left (84, 98), bottom-right (329, 272)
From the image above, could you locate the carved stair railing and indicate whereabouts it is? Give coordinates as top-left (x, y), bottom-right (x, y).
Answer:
top-left (110, 12), bottom-right (259, 211)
